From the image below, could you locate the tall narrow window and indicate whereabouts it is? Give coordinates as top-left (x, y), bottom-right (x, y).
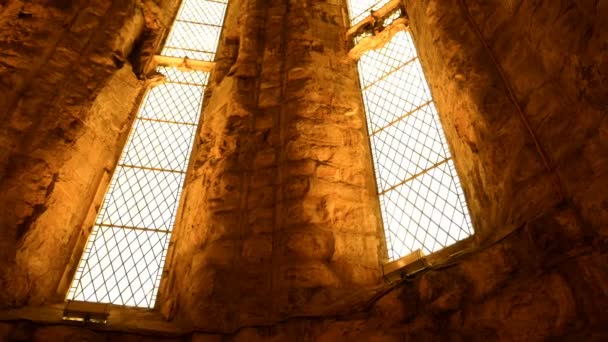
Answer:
top-left (346, 1), bottom-right (473, 261)
top-left (67, 0), bottom-right (229, 308)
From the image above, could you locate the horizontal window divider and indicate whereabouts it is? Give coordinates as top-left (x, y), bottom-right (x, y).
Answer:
top-left (174, 19), bottom-right (223, 28)
top-left (205, 0), bottom-right (229, 4)
top-left (379, 158), bottom-right (451, 196)
top-left (95, 223), bottom-right (172, 235)
top-left (118, 164), bottom-right (186, 175)
top-left (164, 81), bottom-right (207, 87)
top-left (347, 0), bottom-right (403, 38)
top-left (162, 46), bottom-right (217, 55)
top-left (154, 55), bottom-right (215, 72)
top-left (348, 19), bottom-right (409, 60)
top-left (370, 100), bottom-right (432, 135)
top-left (362, 56), bottom-right (418, 91)
top-left (137, 116), bottom-right (199, 127)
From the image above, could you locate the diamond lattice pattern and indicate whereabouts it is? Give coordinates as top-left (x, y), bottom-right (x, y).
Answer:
top-left (347, 0), bottom-right (392, 25)
top-left (161, 0), bottom-right (228, 61)
top-left (357, 30), bottom-right (473, 260)
top-left (69, 0), bottom-right (227, 308)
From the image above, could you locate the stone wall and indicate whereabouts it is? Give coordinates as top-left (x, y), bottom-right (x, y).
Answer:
top-left (1, 207), bottom-right (607, 340)
top-left (0, 0), bottom-right (180, 307)
top-left (0, 0), bottom-right (607, 340)
top-left (411, 0), bottom-right (608, 244)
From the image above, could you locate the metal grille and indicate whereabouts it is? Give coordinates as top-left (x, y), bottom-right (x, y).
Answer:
top-left (162, 0), bottom-right (228, 62)
top-left (347, 0), bottom-right (392, 25)
top-left (68, 0), bottom-right (225, 308)
top-left (355, 29), bottom-right (473, 259)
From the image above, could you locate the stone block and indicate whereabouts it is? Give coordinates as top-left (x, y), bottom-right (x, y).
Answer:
top-left (250, 168), bottom-right (276, 189)
top-left (332, 232), bottom-right (379, 264)
top-left (247, 185), bottom-right (275, 207)
top-left (242, 235), bottom-right (273, 263)
top-left (284, 160), bottom-right (317, 177)
top-left (280, 262), bottom-right (340, 288)
top-left (315, 164), bottom-right (341, 182)
top-left (253, 149), bottom-right (276, 169)
top-left (197, 239), bottom-right (238, 268)
top-left (192, 334), bottom-right (223, 342)
top-left (284, 176), bottom-right (311, 199)
top-left (283, 228), bottom-right (335, 260)
top-left (459, 243), bottom-right (514, 300)
top-left (254, 111), bottom-right (274, 131)
top-left (258, 86), bottom-right (282, 108)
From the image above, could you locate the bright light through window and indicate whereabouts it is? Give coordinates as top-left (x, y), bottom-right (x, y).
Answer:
top-left (351, 15), bottom-right (473, 260)
top-left (162, 0), bottom-right (228, 62)
top-left (68, 0), bottom-right (228, 308)
top-left (347, 0), bottom-right (392, 25)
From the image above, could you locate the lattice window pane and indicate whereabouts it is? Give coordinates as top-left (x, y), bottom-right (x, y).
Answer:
top-left (97, 167), bottom-right (185, 231)
top-left (362, 59), bottom-right (432, 132)
top-left (69, 0), bottom-right (228, 308)
top-left (353, 26), bottom-right (473, 260)
top-left (163, 22), bottom-right (222, 59)
top-left (347, 0), bottom-right (392, 25)
top-left (161, 0), bottom-right (228, 62)
top-left (371, 103), bottom-right (450, 192)
top-left (158, 66), bottom-right (210, 85)
top-left (121, 120), bottom-right (197, 171)
top-left (358, 31), bottom-right (418, 88)
top-left (177, 0), bottom-right (227, 26)
top-left (139, 83), bottom-right (204, 124)
top-left (381, 161), bottom-right (473, 258)
top-left (69, 226), bottom-right (170, 307)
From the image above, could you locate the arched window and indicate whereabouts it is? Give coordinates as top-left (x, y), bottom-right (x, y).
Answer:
top-left (346, 1), bottom-right (473, 261)
top-left (67, 0), bottom-right (229, 308)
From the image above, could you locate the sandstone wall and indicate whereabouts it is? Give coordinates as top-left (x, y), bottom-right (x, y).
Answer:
top-left (158, 0), bottom-right (383, 329)
top-left (411, 0), bottom-right (607, 243)
top-left (0, 0), bottom-right (180, 307)
top-left (0, 0), bottom-right (607, 340)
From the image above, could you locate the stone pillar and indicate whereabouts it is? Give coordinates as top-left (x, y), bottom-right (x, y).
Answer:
top-left (274, 0), bottom-right (381, 315)
top-left (162, 0), bottom-right (382, 329)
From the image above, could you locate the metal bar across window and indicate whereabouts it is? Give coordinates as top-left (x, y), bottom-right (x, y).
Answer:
top-left (68, 0), bottom-right (229, 308)
top-left (348, 9), bottom-right (473, 260)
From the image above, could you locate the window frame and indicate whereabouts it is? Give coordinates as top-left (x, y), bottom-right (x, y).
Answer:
top-left (342, 0), bottom-right (476, 274)
top-left (56, 0), bottom-right (232, 313)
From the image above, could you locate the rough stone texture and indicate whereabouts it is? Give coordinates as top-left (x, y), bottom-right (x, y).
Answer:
top-left (1, 213), bottom-right (607, 340)
top-left (158, 0), bottom-right (383, 330)
top-left (408, 0), bottom-right (608, 243)
top-left (0, 0), bottom-right (607, 340)
top-left (0, 0), bottom-right (180, 307)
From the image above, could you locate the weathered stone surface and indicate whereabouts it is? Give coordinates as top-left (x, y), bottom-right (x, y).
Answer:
top-left (0, 0), bottom-right (607, 340)
top-left (0, 0), bottom-right (181, 307)
top-left (157, 0), bottom-right (382, 328)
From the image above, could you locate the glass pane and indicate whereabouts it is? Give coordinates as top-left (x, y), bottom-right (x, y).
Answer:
top-left (381, 161), bottom-right (473, 258)
top-left (354, 27), bottom-right (473, 260)
top-left (347, 0), bottom-right (392, 25)
top-left (69, 0), bottom-right (229, 308)
top-left (97, 167), bottom-right (185, 231)
top-left (121, 120), bottom-right (197, 171)
top-left (362, 58), bottom-right (432, 132)
top-left (138, 83), bottom-right (205, 124)
top-left (161, 0), bottom-right (228, 62)
top-left (371, 104), bottom-right (449, 192)
top-left (358, 31), bottom-right (418, 88)
top-left (69, 226), bottom-right (170, 308)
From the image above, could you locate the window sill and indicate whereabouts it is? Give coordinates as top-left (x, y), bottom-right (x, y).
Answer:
top-left (382, 236), bottom-right (477, 282)
top-left (0, 302), bottom-right (184, 335)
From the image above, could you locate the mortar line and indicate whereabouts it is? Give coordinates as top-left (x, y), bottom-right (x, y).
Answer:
top-left (269, 0), bottom-right (291, 317)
